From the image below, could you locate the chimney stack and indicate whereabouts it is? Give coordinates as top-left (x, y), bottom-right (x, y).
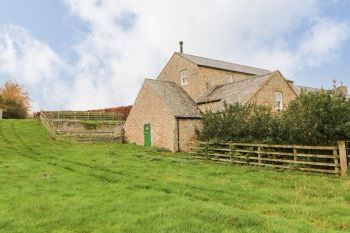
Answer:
top-left (179, 41), bottom-right (183, 53)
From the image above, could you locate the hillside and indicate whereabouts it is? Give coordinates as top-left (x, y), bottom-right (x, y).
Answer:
top-left (0, 120), bottom-right (349, 233)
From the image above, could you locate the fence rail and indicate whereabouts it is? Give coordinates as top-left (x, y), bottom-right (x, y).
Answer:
top-left (40, 112), bottom-right (57, 138)
top-left (191, 141), bottom-right (348, 176)
top-left (42, 111), bottom-right (125, 121)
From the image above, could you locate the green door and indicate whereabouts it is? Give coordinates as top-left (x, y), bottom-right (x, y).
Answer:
top-left (144, 123), bottom-right (151, 146)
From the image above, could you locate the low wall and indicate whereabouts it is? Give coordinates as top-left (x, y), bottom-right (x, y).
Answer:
top-left (49, 120), bottom-right (124, 142)
top-left (52, 120), bottom-right (122, 134)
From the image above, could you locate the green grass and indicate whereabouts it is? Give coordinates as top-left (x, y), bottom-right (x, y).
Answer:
top-left (0, 120), bottom-right (349, 233)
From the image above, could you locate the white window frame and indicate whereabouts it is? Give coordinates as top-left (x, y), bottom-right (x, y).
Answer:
top-left (274, 92), bottom-right (283, 111)
top-left (180, 70), bottom-right (188, 85)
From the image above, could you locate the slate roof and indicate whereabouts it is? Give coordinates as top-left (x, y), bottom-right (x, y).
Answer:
top-left (197, 72), bottom-right (273, 105)
top-left (179, 53), bottom-right (270, 76)
top-left (145, 79), bottom-right (202, 118)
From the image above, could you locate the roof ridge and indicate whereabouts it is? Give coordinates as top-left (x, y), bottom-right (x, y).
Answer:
top-left (178, 52), bottom-right (270, 73)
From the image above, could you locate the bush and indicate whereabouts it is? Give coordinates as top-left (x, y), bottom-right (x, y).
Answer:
top-left (2, 99), bottom-right (28, 119)
top-left (199, 91), bottom-right (350, 146)
top-left (279, 91), bottom-right (350, 145)
top-left (0, 80), bottom-right (30, 119)
top-left (199, 103), bottom-right (278, 143)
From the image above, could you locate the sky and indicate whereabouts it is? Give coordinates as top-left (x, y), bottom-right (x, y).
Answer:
top-left (0, 0), bottom-right (349, 111)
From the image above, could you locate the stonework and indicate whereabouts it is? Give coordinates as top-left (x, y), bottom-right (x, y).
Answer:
top-left (126, 52), bottom-right (299, 152)
top-left (124, 82), bottom-right (177, 151)
top-left (157, 53), bottom-right (255, 101)
top-left (248, 72), bottom-right (297, 111)
top-left (177, 119), bottom-right (203, 152)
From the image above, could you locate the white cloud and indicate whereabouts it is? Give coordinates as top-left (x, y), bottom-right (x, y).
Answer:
top-left (0, 0), bottom-right (349, 111)
top-left (0, 25), bottom-right (70, 111)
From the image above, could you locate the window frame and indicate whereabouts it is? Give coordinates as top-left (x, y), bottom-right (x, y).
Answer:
top-left (274, 92), bottom-right (283, 111)
top-left (180, 69), bottom-right (188, 85)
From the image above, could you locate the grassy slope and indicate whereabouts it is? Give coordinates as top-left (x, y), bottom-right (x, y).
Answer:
top-left (0, 120), bottom-right (349, 233)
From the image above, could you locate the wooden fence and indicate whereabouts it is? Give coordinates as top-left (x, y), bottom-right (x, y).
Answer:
top-left (191, 141), bottom-right (348, 176)
top-left (40, 111), bottom-right (57, 138)
top-left (42, 111), bottom-right (125, 121)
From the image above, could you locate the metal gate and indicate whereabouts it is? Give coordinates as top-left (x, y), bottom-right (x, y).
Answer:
top-left (346, 141), bottom-right (350, 166)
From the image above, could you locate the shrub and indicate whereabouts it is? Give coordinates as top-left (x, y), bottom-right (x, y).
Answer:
top-left (199, 103), bottom-right (278, 143)
top-left (199, 91), bottom-right (350, 146)
top-left (0, 80), bottom-right (30, 119)
top-left (279, 90), bottom-right (350, 145)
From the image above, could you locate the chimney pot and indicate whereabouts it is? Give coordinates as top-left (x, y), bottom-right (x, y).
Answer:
top-left (179, 41), bottom-right (183, 53)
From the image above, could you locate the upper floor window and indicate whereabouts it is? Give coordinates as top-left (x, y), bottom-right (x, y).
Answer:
top-left (225, 74), bottom-right (233, 83)
top-left (274, 92), bottom-right (283, 111)
top-left (181, 70), bottom-right (188, 85)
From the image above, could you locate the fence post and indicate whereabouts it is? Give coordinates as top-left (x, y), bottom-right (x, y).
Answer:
top-left (338, 141), bottom-right (348, 177)
top-left (333, 148), bottom-right (339, 175)
top-left (257, 146), bottom-right (261, 164)
top-left (293, 146), bottom-right (297, 161)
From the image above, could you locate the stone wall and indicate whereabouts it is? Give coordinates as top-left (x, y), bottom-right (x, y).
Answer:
top-left (198, 66), bottom-right (253, 89)
top-left (52, 120), bottom-right (123, 135)
top-left (124, 82), bottom-right (177, 151)
top-left (157, 53), bottom-right (255, 101)
top-left (176, 118), bottom-right (203, 152)
top-left (198, 72), bottom-right (297, 113)
top-left (249, 72), bottom-right (297, 111)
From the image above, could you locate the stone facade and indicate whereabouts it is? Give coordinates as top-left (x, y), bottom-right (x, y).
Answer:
top-left (198, 66), bottom-right (253, 90)
top-left (197, 71), bottom-right (297, 112)
top-left (124, 82), bottom-right (177, 151)
top-left (177, 119), bottom-right (203, 152)
top-left (126, 52), bottom-right (298, 152)
top-left (158, 53), bottom-right (255, 101)
top-left (248, 72), bottom-right (297, 111)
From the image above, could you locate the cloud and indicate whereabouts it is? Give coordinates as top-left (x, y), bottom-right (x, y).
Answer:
top-left (0, 25), bottom-right (70, 111)
top-left (0, 0), bottom-right (349, 111)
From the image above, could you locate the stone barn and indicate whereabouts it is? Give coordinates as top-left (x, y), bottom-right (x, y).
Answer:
top-left (124, 43), bottom-right (331, 152)
top-left (124, 79), bottom-right (202, 152)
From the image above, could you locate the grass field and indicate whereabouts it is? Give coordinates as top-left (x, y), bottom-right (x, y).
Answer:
top-left (0, 120), bottom-right (350, 233)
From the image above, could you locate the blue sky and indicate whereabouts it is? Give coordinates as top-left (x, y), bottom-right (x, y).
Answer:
top-left (0, 0), bottom-right (349, 111)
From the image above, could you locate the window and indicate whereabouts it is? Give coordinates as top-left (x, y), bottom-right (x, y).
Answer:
top-left (225, 74), bottom-right (233, 83)
top-left (180, 70), bottom-right (188, 85)
top-left (274, 92), bottom-right (283, 111)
